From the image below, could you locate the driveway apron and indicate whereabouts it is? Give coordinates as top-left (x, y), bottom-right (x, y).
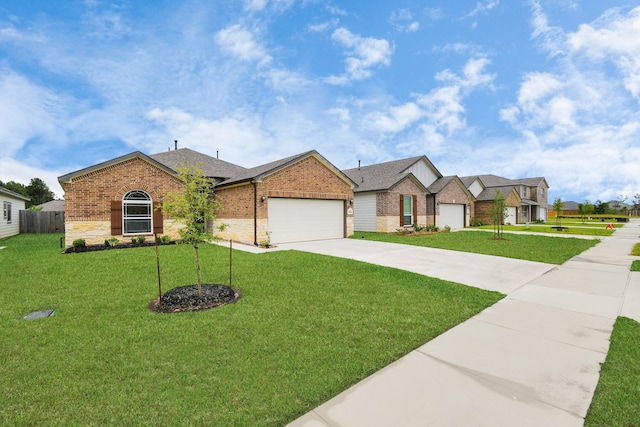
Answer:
top-left (285, 220), bottom-right (640, 427)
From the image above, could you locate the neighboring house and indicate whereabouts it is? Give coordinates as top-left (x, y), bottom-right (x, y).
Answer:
top-left (58, 148), bottom-right (355, 247)
top-left (472, 186), bottom-right (521, 225)
top-left (461, 174), bottom-right (549, 223)
top-left (35, 200), bottom-right (66, 211)
top-left (427, 176), bottom-right (474, 229)
top-left (0, 186), bottom-right (30, 239)
top-left (343, 156), bottom-right (473, 232)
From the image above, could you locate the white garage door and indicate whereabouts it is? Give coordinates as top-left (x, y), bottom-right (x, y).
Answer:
top-left (439, 203), bottom-right (465, 229)
top-left (268, 198), bottom-right (344, 244)
top-left (505, 207), bottom-right (517, 225)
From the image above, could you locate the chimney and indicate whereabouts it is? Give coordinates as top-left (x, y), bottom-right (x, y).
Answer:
top-left (174, 140), bottom-right (178, 150)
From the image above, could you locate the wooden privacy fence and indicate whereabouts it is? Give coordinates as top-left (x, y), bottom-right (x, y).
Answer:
top-left (19, 211), bottom-right (65, 234)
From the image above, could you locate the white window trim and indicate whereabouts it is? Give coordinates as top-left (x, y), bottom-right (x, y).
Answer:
top-left (403, 195), bottom-right (413, 226)
top-left (122, 190), bottom-right (152, 235)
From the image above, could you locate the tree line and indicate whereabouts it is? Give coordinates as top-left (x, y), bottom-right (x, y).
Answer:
top-left (0, 178), bottom-right (56, 208)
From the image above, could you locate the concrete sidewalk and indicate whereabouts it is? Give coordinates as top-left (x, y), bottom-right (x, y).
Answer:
top-left (286, 220), bottom-right (640, 426)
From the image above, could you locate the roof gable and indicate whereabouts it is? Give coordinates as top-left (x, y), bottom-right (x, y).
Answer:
top-left (427, 176), bottom-right (473, 199)
top-left (218, 150), bottom-right (356, 188)
top-left (58, 151), bottom-right (178, 184)
top-left (343, 155), bottom-right (441, 193)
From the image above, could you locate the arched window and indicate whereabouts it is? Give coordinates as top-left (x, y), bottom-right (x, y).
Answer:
top-left (123, 190), bottom-right (152, 234)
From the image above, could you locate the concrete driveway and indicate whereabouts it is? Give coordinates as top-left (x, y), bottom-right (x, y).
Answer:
top-left (276, 238), bottom-right (556, 294)
top-left (278, 222), bottom-right (640, 427)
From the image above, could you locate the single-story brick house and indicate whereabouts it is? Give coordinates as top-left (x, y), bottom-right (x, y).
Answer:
top-left (426, 176), bottom-right (474, 229)
top-left (58, 148), bottom-right (355, 247)
top-left (0, 186), bottom-right (30, 239)
top-left (342, 156), bottom-right (474, 232)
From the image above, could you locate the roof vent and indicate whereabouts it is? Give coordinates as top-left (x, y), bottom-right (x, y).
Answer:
top-left (174, 140), bottom-right (178, 150)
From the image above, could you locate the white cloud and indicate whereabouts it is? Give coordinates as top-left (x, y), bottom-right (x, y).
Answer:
top-left (214, 24), bottom-right (272, 65)
top-left (325, 27), bottom-right (393, 85)
top-left (0, 71), bottom-right (65, 156)
top-left (567, 6), bottom-right (640, 98)
top-left (464, 1), bottom-right (500, 18)
top-left (390, 9), bottom-right (420, 32)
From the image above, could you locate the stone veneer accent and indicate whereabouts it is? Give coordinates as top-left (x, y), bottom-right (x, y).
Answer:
top-left (216, 155), bottom-right (354, 243)
top-left (374, 178), bottom-right (427, 232)
top-left (62, 157), bottom-right (184, 247)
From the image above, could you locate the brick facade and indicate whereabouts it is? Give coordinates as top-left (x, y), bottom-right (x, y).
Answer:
top-left (375, 178), bottom-right (427, 232)
top-left (435, 180), bottom-right (473, 227)
top-left (214, 155), bottom-right (354, 243)
top-left (474, 191), bottom-right (520, 225)
top-left (62, 157), bottom-right (184, 246)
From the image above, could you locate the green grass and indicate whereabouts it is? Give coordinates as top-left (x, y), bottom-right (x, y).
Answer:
top-left (585, 317), bottom-right (640, 427)
top-left (632, 260), bottom-right (640, 272)
top-left (632, 243), bottom-right (640, 256)
top-left (0, 234), bottom-right (503, 426)
top-left (352, 230), bottom-right (599, 264)
top-left (474, 224), bottom-right (614, 236)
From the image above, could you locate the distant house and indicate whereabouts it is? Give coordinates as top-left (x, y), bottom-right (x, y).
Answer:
top-left (0, 186), bottom-right (30, 239)
top-left (35, 200), bottom-right (66, 212)
top-left (343, 156), bottom-right (473, 232)
top-left (461, 175), bottom-right (549, 223)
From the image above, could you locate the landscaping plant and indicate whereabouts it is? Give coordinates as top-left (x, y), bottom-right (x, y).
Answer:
top-left (162, 164), bottom-right (226, 295)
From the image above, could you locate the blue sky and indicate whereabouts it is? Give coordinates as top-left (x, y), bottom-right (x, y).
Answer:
top-left (1, 1), bottom-right (639, 203)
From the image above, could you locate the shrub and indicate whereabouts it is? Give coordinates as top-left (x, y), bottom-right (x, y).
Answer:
top-left (535, 218), bottom-right (545, 224)
top-left (104, 237), bottom-right (119, 247)
top-left (131, 236), bottom-right (146, 245)
top-left (440, 225), bottom-right (451, 233)
top-left (470, 217), bottom-right (484, 227)
top-left (396, 228), bottom-right (411, 235)
top-left (72, 239), bottom-right (86, 248)
top-left (158, 235), bottom-right (172, 245)
top-left (259, 231), bottom-right (272, 248)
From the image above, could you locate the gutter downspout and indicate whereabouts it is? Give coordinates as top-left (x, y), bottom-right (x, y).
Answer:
top-left (253, 181), bottom-right (258, 246)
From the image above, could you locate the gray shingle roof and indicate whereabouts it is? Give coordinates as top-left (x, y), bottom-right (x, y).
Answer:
top-left (218, 150), bottom-right (355, 188)
top-left (150, 148), bottom-right (247, 179)
top-left (342, 156), bottom-right (429, 192)
top-left (427, 176), bottom-right (456, 193)
top-left (35, 200), bottom-right (66, 211)
top-left (476, 186), bottom-right (517, 202)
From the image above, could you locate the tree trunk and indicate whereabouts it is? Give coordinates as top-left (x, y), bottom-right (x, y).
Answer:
top-left (193, 242), bottom-right (202, 295)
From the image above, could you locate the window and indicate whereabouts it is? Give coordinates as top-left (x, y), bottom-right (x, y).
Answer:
top-left (3, 201), bottom-right (11, 223)
top-left (123, 190), bottom-right (152, 234)
top-left (403, 195), bottom-right (413, 226)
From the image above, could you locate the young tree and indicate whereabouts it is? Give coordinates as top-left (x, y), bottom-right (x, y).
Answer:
top-left (552, 197), bottom-right (564, 227)
top-left (489, 190), bottom-right (508, 239)
top-left (578, 199), bottom-right (594, 223)
top-left (163, 165), bottom-right (225, 295)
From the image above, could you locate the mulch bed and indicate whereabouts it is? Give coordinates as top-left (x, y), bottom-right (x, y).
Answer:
top-left (63, 241), bottom-right (176, 253)
top-left (150, 284), bottom-right (241, 313)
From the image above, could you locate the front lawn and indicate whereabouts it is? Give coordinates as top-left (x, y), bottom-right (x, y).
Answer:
top-left (585, 317), bottom-right (640, 426)
top-left (474, 224), bottom-right (614, 236)
top-left (352, 230), bottom-right (599, 264)
top-left (0, 234), bottom-right (502, 426)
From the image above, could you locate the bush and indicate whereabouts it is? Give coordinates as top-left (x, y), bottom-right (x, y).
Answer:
top-left (158, 235), bottom-right (172, 245)
top-left (535, 218), bottom-right (545, 224)
top-left (72, 239), bottom-right (86, 248)
top-left (131, 236), bottom-right (146, 245)
top-left (440, 225), bottom-right (451, 233)
top-left (104, 237), bottom-right (119, 247)
top-left (470, 217), bottom-right (484, 227)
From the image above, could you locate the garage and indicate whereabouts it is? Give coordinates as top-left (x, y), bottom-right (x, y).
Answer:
top-left (505, 207), bottom-right (517, 225)
top-left (439, 203), bottom-right (465, 229)
top-left (268, 198), bottom-right (344, 244)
